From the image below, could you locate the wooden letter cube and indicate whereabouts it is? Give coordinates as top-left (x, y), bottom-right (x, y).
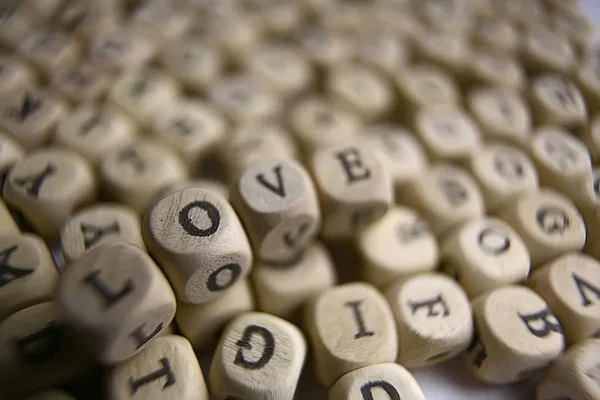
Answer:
top-left (107, 334), bottom-right (209, 400)
top-left (528, 252), bottom-right (600, 344)
top-left (386, 272), bottom-right (473, 368)
top-left (0, 302), bottom-right (90, 398)
top-left (231, 158), bottom-right (321, 264)
top-left (304, 282), bottom-right (398, 386)
top-left (209, 311), bottom-right (306, 400)
top-left (398, 163), bottom-right (484, 237)
top-left (357, 206), bottom-right (439, 287)
top-left (464, 285), bottom-right (565, 384)
top-left (60, 203), bottom-right (145, 264)
top-left (469, 51), bottom-right (526, 91)
top-left (537, 338), bottom-right (600, 400)
top-left (328, 363), bottom-right (425, 400)
top-left (3, 148), bottom-right (96, 240)
top-left (143, 187), bottom-right (253, 304)
top-left (522, 24), bottom-right (576, 74)
top-left (18, 28), bottom-right (79, 77)
top-left (90, 28), bottom-right (156, 72)
top-left (56, 242), bottom-right (176, 364)
top-left (310, 142), bottom-right (393, 239)
top-left (499, 189), bottom-right (586, 267)
top-left (252, 242), bottom-right (337, 320)
top-left (0, 234), bottom-right (57, 319)
top-left (51, 62), bottom-right (112, 104)
top-left (176, 280), bottom-right (255, 352)
top-left (529, 75), bottom-right (588, 130)
top-left (441, 217), bottom-right (531, 298)
top-left (468, 143), bottom-right (539, 213)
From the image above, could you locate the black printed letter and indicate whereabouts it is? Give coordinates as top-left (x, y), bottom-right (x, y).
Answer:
top-left (478, 227), bottom-right (510, 255)
top-left (345, 300), bottom-right (375, 339)
top-left (179, 201), bottom-right (220, 237)
top-left (519, 308), bottom-right (563, 338)
top-left (16, 321), bottom-right (63, 363)
top-left (256, 165), bottom-right (286, 197)
top-left (13, 164), bottom-right (56, 198)
top-left (131, 322), bottom-right (163, 349)
top-left (129, 358), bottom-right (176, 394)
top-left (0, 245), bottom-right (33, 288)
top-left (335, 148), bottom-right (371, 184)
top-left (83, 270), bottom-right (134, 309)
top-left (207, 263), bottom-right (241, 292)
top-left (80, 222), bottom-right (120, 249)
top-left (234, 325), bottom-right (275, 370)
top-left (408, 294), bottom-right (450, 317)
top-left (360, 381), bottom-right (400, 400)
top-left (573, 273), bottom-right (600, 307)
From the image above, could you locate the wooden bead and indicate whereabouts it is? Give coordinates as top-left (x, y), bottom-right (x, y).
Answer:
top-left (441, 217), bottom-right (531, 298)
top-left (54, 102), bottom-right (138, 165)
top-left (152, 100), bottom-right (226, 173)
top-left (220, 120), bottom-right (298, 181)
top-left (244, 42), bottom-right (314, 98)
top-left (160, 37), bottom-right (223, 93)
top-left (357, 206), bottom-right (438, 287)
top-left (528, 252), bottom-right (600, 345)
top-left (143, 187), bottom-right (253, 304)
top-left (522, 24), bottom-right (576, 74)
top-left (209, 311), bottom-right (306, 400)
top-left (89, 28), bottom-right (156, 72)
top-left (393, 64), bottom-right (460, 123)
top-left (367, 123), bottom-right (428, 188)
top-left (3, 148), bottom-right (96, 240)
top-left (469, 51), bottom-right (526, 91)
top-left (465, 285), bottom-right (565, 384)
top-left (326, 63), bottom-right (393, 121)
top-left (310, 141), bottom-right (393, 239)
top-left (413, 107), bottom-right (482, 163)
top-left (355, 29), bottom-right (410, 77)
top-left (176, 280), bottom-right (254, 351)
top-left (0, 198), bottom-right (19, 237)
top-left (413, 30), bottom-right (471, 75)
top-left (107, 334), bottom-right (209, 400)
top-left (386, 272), bottom-right (473, 368)
top-left (252, 242), bottom-right (337, 319)
top-left (0, 130), bottom-right (24, 178)
top-left (289, 96), bottom-right (362, 155)
top-left (99, 138), bottom-right (188, 215)
top-left (0, 55), bottom-right (36, 97)
top-left (60, 203), bottom-right (145, 264)
top-left (499, 189), bottom-right (586, 267)
top-left (231, 158), bottom-right (320, 263)
top-left (536, 337), bottom-right (600, 400)
top-left (472, 18), bottom-right (519, 53)
top-left (468, 143), bottom-right (539, 212)
top-left (297, 26), bottom-right (354, 68)
top-left (208, 74), bottom-right (280, 123)
top-left (0, 234), bottom-right (58, 320)
top-left (0, 88), bottom-right (67, 150)
top-left (304, 282), bottom-right (398, 386)
top-left (328, 363), bottom-right (425, 400)
top-left (397, 163), bottom-right (484, 237)
top-left (467, 87), bottom-right (532, 146)
top-left (529, 127), bottom-right (593, 194)
top-left (0, 302), bottom-right (90, 398)
top-left (25, 389), bottom-right (76, 400)
top-left (529, 75), bottom-right (588, 130)
top-left (109, 68), bottom-right (180, 129)
top-left (18, 28), bottom-right (80, 77)
top-left (51, 62), bottom-right (112, 104)
top-left (0, 4), bottom-right (33, 48)
top-left (130, 1), bottom-right (192, 43)
top-left (56, 242), bottom-right (176, 364)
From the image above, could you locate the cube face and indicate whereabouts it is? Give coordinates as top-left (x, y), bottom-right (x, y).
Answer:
top-left (52, 62), bottom-right (111, 103)
top-left (0, 302), bottom-right (89, 399)
top-left (468, 87), bottom-right (532, 145)
top-left (358, 207), bottom-right (439, 287)
top-left (500, 189), bottom-right (586, 267)
top-left (328, 363), bottom-right (425, 400)
top-left (529, 253), bottom-right (600, 344)
top-left (414, 31), bottom-right (470, 73)
top-left (465, 285), bottom-right (565, 384)
top-left (108, 335), bottom-right (209, 400)
top-left (210, 312), bottom-right (306, 400)
top-left (90, 28), bottom-right (156, 72)
top-left (56, 243), bottom-right (176, 364)
top-left (3, 148), bottom-right (97, 240)
top-left (311, 142), bottom-right (393, 239)
top-left (305, 282), bottom-right (398, 386)
top-left (143, 187), bottom-right (253, 304)
top-left (523, 25), bottom-right (575, 74)
top-left (297, 27), bottom-right (353, 68)
top-left (386, 273), bottom-right (473, 368)
top-left (100, 138), bottom-right (188, 215)
top-left (60, 203), bottom-right (145, 264)
top-left (252, 242), bottom-right (337, 319)
top-left (18, 29), bottom-right (79, 76)
top-left (0, 234), bottom-right (58, 319)
top-left (233, 158), bottom-right (320, 263)
top-left (395, 65), bottom-right (460, 112)
top-left (470, 51), bottom-right (525, 91)
top-left (530, 75), bottom-right (588, 129)
top-left (473, 18), bottom-right (519, 53)
top-left (469, 144), bottom-right (539, 212)
top-left (356, 30), bottom-right (409, 75)
top-left (537, 338), bottom-right (600, 400)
